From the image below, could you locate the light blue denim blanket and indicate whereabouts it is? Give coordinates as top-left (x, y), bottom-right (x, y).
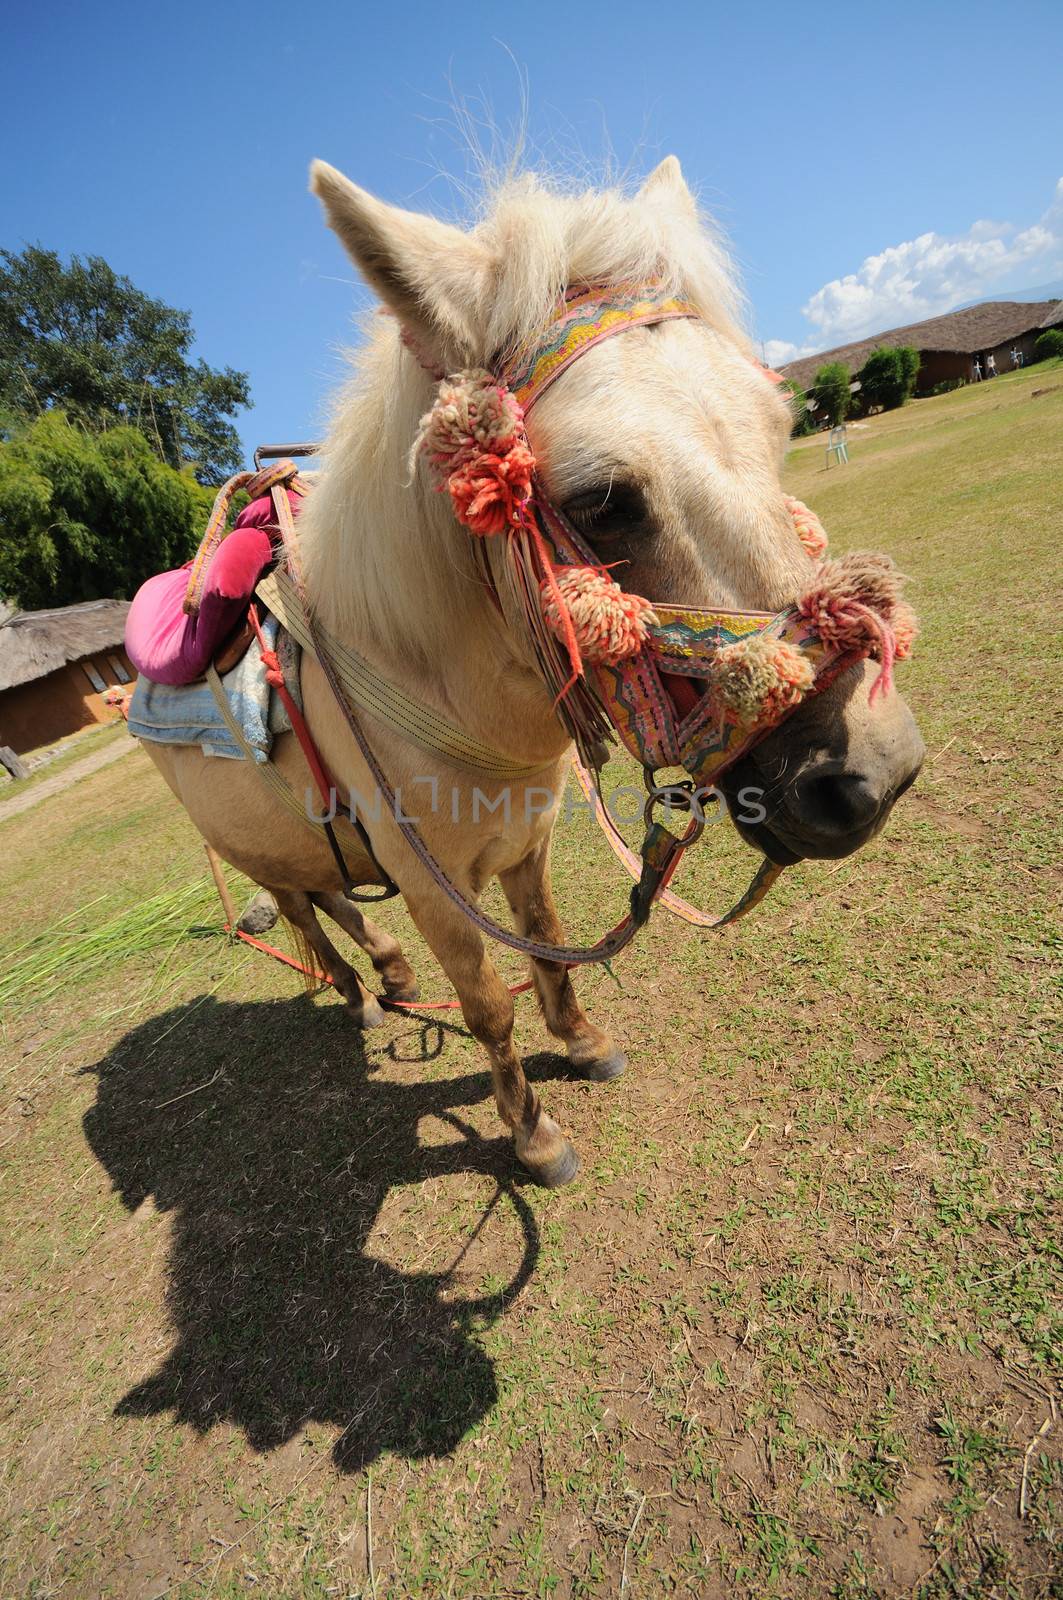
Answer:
top-left (127, 616), bottom-right (294, 763)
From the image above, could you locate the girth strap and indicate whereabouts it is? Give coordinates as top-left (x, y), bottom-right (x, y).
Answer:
top-left (204, 630), bottom-right (399, 905)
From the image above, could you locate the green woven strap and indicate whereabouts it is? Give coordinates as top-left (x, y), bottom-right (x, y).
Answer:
top-left (256, 567), bottom-right (547, 778)
top-left (205, 664), bottom-right (323, 833)
top-left (206, 662), bottom-right (388, 869)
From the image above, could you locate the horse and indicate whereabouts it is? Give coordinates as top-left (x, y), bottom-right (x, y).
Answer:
top-left (143, 155), bottom-right (925, 1187)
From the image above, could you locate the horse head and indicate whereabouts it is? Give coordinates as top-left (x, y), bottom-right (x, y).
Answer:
top-left (307, 156), bottom-right (924, 866)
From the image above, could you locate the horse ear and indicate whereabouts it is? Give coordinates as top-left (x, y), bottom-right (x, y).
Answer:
top-left (639, 155), bottom-right (696, 214)
top-left (310, 161), bottom-right (491, 359)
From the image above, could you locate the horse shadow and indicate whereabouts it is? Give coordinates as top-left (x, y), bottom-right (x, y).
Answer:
top-left (82, 994), bottom-right (553, 1472)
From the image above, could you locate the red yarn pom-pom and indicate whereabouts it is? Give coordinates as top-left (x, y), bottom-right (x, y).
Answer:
top-left (784, 494), bottom-right (828, 560)
top-left (708, 634), bottom-right (815, 724)
top-left (447, 442), bottom-right (536, 536)
top-left (413, 369), bottom-right (525, 479)
top-left (891, 600), bottom-right (919, 660)
top-left (796, 552), bottom-right (915, 702)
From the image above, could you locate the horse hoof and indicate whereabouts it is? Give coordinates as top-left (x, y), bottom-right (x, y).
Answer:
top-left (353, 997), bottom-right (387, 1030)
top-left (236, 890), bottom-right (279, 935)
top-left (528, 1140), bottom-right (580, 1189)
top-left (580, 1048), bottom-right (627, 1083)
top-left (384, 981), bottom-right (421, 1005)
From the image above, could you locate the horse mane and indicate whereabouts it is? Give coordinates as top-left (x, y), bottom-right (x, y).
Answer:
top-left (297, 170), bottom-right (750, 690)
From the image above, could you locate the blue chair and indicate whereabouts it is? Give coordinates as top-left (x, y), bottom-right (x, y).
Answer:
top-left (826, 425), bottom-right (849, 467)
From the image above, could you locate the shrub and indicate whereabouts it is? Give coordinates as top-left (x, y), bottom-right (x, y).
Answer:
top-left (1033, 328), bottom-right (1063, 362)
top-left (781, 379), bottom-right (819, 436)
top-left (809, 362), bottom-right (851, 427)
top-left (898, 345), bottom-right (920, 389)
top-left (0, 412), bottom-right (215, 609)
top-left (857, 345), bottom-right (921, 411)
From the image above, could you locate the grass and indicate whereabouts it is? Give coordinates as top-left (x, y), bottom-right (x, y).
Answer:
top-left (1, 365), bottom-right (1061, 1598)
top-left (0, 718), bottom-right (126, 803)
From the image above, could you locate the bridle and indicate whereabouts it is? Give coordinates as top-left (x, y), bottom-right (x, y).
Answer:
top-left (398, 280), bottom-right (916, 932)
top-left (186, 280), bottom-right (916, 967)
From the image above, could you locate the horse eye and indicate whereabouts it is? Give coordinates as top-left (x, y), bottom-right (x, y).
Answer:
top-left (562, 482), bottom-right (649, 542)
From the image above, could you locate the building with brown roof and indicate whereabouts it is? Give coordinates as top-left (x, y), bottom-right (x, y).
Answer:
top-left (0, 598), bottom-right (133, 756)
top-left (780, 299), bottom-right (1063, 394)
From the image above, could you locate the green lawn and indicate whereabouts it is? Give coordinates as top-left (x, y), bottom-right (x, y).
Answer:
top-left (0, 718), bottom-right (125, 804)
top-left (1, 365), bottom-right (1060, 1598)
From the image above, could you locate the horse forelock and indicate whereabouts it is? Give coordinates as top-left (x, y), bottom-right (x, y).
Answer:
top-left (297, 171), bottom-right (753, 719)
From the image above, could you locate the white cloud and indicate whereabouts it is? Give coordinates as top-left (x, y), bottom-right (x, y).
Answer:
top-left (761, 336), bottom-right (818, 367)
top-left (766, 178), bottom-right (1063, 356)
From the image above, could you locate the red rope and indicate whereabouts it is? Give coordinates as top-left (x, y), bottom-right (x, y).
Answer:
top-left (228, 924), bottom-right (332, 984)
top-left (247, 602), bottom-right (339, 813)
top-left (227, 921), bottom-right (536, 1010)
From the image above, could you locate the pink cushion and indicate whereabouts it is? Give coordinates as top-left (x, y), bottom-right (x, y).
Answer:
top-left (125, 520), bottom-right (273, 685)
top-left (125, 489), bottom-right (305, 685)
top-left (229, 492), bottom-right (287, 532)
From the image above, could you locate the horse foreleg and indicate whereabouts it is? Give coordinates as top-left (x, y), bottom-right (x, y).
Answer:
top-left (499, 844), bottom-right (627, 1082)
top-left (271, 889), bottom-right (386, 1029)
top-left (311, 890), bottom-right (420, 1003)
top-left (401, 885), bottom-right (579, 1187)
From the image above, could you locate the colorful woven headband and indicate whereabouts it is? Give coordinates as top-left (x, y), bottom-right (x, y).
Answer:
top-left (501, 282), bottom-right (700, 412)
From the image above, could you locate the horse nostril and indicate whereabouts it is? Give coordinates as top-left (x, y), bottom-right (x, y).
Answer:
top-left (794, 770), bottom-right (883, 836)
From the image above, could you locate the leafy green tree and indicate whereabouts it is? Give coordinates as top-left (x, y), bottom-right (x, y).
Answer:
top-left (809, 361), bottom-right (851, 427)
top-left (781, 379), bottom-right (818, 436)
top-left (897, 345), bottom-right (920, 391)
top-left (858, 345), bottom-right (920, 411)
top-left (0, 246), bottom-right (250, 483)
top-left (0, 412), bottom-right (215, 609)
top-left (1033, 328), bottom-right (1063, 362)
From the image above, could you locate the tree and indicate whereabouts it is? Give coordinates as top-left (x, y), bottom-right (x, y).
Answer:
top-left (809, 362), bottom-right (851, 427)
top-left (0, 246), bottom-right (250, 483)
top-left (857, 345), bottom-right (921, 411)
top-left (1033, 328), bottom-right (1063, 362)
top-left (781, 378), bottom-right (819, 436)
top-left (0, 412), bottom-right (215, 609)
top-left (897, 345), bottom-right (920, 392)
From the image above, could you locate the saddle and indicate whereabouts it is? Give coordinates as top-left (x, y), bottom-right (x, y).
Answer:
top-left (125, 478), bottom-right (304, 685)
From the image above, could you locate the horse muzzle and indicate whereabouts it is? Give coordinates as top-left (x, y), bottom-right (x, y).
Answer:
top-left (720, 663), bottom-right (926, 862)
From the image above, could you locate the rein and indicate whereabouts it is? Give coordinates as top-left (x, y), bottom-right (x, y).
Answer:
top-left (264, 476), bottom-right (725, 964)
top-left (186, 278), bottom-right (917, 973)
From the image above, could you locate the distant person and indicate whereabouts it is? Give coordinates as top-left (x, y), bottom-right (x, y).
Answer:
top-left (986, 353), bottom-right (997, 377)
top-left (972, 357), bottom-right (983, 381)
top-left (1010, 346), bottom-right (1020, 369)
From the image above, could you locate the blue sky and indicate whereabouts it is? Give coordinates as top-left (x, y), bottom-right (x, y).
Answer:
top-left (4, 0), bottom-right (1061, 460)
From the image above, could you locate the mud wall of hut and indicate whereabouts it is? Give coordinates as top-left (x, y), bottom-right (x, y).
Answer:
top-left (0, 650), bottom-right (133, 755)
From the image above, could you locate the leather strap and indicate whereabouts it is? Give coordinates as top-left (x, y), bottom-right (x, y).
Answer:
top-left (570, 756), bottom-right (784, 927)
top-left (257, 568), bottom-right (547, 779)
top-left (266, 484), bottom-right (771, 964)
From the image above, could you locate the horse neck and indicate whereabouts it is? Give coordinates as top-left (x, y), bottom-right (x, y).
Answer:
top-left (297, 331), bottom-right (569, 768)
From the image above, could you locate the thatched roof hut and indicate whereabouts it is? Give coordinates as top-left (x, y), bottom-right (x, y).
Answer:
top-left (0, 599), bottom-right (130, 693)
top-left (779, 299), bottom-right (1063, 392)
